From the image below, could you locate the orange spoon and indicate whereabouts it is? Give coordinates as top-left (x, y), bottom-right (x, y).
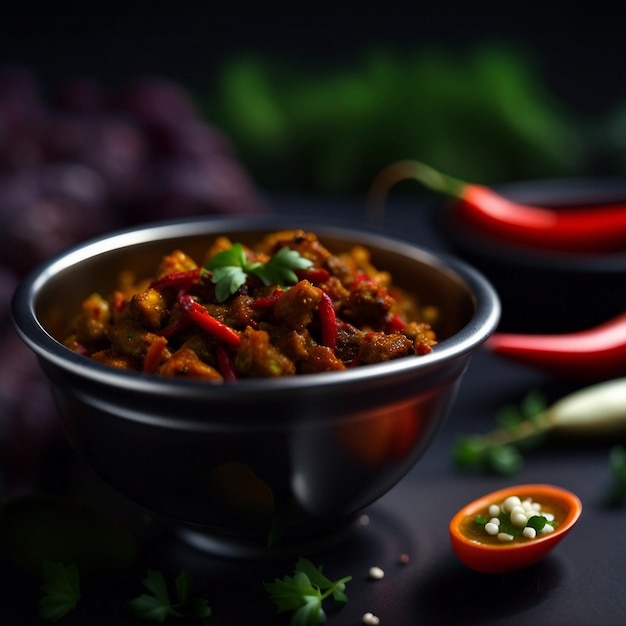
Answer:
top-left (449, 483), bottom-right (582, 573)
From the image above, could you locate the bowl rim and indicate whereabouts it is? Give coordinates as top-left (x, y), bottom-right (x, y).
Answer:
top-left (11, 216), bottom-right (501, 398)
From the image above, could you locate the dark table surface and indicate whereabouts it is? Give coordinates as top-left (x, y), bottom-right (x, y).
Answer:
top-left (2, 194), bottom-right (625, 625)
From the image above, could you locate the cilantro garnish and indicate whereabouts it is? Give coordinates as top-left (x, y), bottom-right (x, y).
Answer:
top-left (128, 570), bottom-right (211, 623)
top-left (204, 243), bottom-right (313, 302)
top-left (39, 561), bottom-right (81, 622)
top-left (453, 389), bottom-right (548, 476)
top-left (264, 557), bottom-right (352, 626)
top-left (605, 445), bottom-right (626, 506)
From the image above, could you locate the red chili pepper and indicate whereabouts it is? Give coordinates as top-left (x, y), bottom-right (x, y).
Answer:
top-left (157, 315), bottom-right (191, 338)
top-left (250, 288), bottom-right (284, 310)
top-left (296, 267), bottom-right (330, 284)
top-left (177, 292), bottom-right (241, 347)
top-left (150, 268), bottom-right (202, 291)
top-left (318, 291), bottom-right (337, 351)
top-left (215, 343), bottom-right (237, 381)
top-left (368, 160), bottom-right (626, 253)
top-left (487, 312), bottom-right (626, 380)
top-left (385, 313), bottom-right (407, 334)
top-left (113, 290), bottom-right (127, 313)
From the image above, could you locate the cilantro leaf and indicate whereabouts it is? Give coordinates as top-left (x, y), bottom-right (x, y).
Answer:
top-left (253, 247), bottom-right (313, 287)
top-left (211, 266), bottom-right (248, 302)
top-left (128, 569), bottom-right (211, 623)
top-left (39, 561), bottom-right (81, 622)
top-left (264, 558), bottom-right (351, 626)
top-left (204, 242), bottom-right (313, 302)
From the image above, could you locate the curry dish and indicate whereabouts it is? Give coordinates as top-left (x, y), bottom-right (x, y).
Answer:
top-left (63, 230), bottom-right (438, 380)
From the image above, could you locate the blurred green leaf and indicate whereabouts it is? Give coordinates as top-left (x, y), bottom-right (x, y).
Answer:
top-left (202, 45), bottom-right (586, 194)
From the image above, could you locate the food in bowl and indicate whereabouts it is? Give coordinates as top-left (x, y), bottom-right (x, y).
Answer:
top-left (62, 229), bottom-right (438, 381)
top-left (11, 218), bottom-right (500, 556)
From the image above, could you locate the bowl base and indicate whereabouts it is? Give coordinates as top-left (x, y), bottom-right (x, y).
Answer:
top-left (175, 518), bottom-right (357, 559)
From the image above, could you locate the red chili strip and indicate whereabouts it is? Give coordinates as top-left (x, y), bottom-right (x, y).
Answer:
top-left (157, 315), bottom-right (192, 338)
top-left (215, 343), bottom-right (237, 381)
top-left (113, 290), bottom-right (127, 313)
top-left (150, 268), bottom-right (202, 291)
top-left (250, 288), bottom-right (283, 310)
top-left (177, 292), bottom-right (241, 347)
top-left (318, 291), bottom-right (337, 351)
top-left (368, 160), bottom-right (626, 253)
top-left (385, 313), bottom-right (407, 334)
top-left (297, 267), bottom-right (330, 284)
top-left (487, 312), bottom-right (626, 381)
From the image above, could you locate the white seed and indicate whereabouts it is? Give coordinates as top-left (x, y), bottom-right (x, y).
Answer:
top-left (489, 517), bottom-right (501, 526)
top-left (521, 498), bottom-right (534, 510)
top-left (502, 496), bottom-right (522, 513)
top-left (485, 522), bottom-right (500, 535)
top-left (369, 566), bottom-right (385, 580)
top-left (497, 532), bottom-right (514, 542)
top-left (543, 512), bottom-right (555, 522)
top-left (523, 526), bottom-right (537, 539)
top-left (488, 504), bottom-right (501, 517)
top-left (541, 524), bottom-right (555, 534)
top-left (531, 502), bottom-right (541, 511)
top-left (511, 511), bottom-right (529, 528)
top-left (363, 612), bottom-right (380, 625)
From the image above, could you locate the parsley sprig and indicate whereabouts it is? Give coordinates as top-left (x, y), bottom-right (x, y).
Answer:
top-left (605, 445), bottom-right (626, 506)
top-left (128, 570), bottom-right (211, 623)
top-left (453, 389), bottom-right (548, 476)
top-left (264, 557), bottom-right (352, 626)
top-left (204, 243), bottom-right (313, 302)
top-left (39, 561), bottom-right (81, 622)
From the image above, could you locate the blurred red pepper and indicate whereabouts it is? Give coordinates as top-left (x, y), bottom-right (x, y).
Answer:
top-left (487, 312), bottom-right (626, 380)
top-left (368, 160), bottom-right (626, 253)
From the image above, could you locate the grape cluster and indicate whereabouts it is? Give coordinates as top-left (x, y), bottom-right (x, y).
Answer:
top-left (0, 66), bottom-right (267, 275)
top-left (0, 67), bottom-right (267, 487)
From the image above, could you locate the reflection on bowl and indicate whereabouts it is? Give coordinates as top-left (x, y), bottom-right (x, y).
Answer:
top-left (433, 179), bottom-right (626, 333)
top-left (11, 217), bottom-right (499, 557)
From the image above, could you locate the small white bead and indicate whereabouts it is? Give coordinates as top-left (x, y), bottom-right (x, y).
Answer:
top-left (541, 524), bottom-right (555, 534)
top-left (502, 496), bottom-right (521, 513)
top-left (488, 504), bottom-right (501, 517)
top-left (362, 613), bottom-right (380, 625)
top-left (523, 526), bottom-right (537, 539)
top-left (511, 511), bottom-right (529, 528)
top-left (521, 498), bottom-right (534, 510)
top-left (497, 532), bottom-right (514, 542)
top-left (369, 566), bottom-right (385, 580)
top-left (485, 522), bottom-right (499, 535)
top-left (489, 517), bottom-right (501, 526)
top-left (543, 512), bottom-right (555, 522)
top-left (531, 502), bottom-right (541, 511)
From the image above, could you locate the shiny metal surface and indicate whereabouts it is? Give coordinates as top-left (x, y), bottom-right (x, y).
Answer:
top-left (12, 217), bottom-right (500, 555)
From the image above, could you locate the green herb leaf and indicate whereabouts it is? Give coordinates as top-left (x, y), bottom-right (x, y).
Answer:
top-left (264, 558), bottom-right (351, 626)
top-left (605, 445), bottom-right (626, 506)
top-left (204, 243), bottom-right (313, 302)
top-left (39, 561), bottom-right (81, 622)
top-left (128, 569), bottom-right (211, 623)
top-left (526, 515), bottom-right (549, 532)
top-left (253, 247), bottom-right (313, 287)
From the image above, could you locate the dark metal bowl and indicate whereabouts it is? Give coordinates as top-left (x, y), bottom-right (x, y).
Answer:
top-left (11, 217), bottom-right (499, 556)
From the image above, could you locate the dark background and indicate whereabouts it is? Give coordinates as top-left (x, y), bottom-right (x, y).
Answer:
top-left (1, 2), bottom-right (624, 115)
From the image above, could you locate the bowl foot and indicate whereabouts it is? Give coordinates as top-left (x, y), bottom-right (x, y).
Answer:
top-left (175, 518), bottom-right (357, 559)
